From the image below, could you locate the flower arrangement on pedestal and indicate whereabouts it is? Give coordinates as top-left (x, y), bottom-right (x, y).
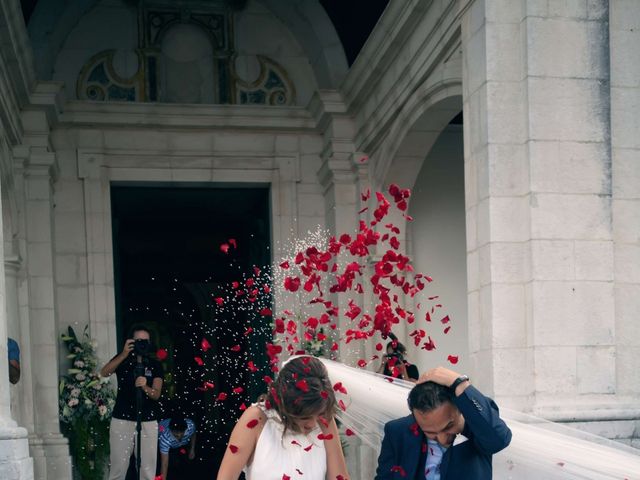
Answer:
top-left (59, 326), bottom-right (115, 480)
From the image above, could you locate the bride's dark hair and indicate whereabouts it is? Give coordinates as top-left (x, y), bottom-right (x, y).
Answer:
top-left (262, 356), bottom-right (337, 435)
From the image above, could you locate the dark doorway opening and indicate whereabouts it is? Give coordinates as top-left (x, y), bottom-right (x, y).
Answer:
top-left (111, 184), bottom-right (271, 479)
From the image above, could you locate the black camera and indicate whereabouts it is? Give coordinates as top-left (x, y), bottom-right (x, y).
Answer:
top-left (133, 338), bottom-right (151, 355)
top-left (387, 352), bottom-right (404, 361)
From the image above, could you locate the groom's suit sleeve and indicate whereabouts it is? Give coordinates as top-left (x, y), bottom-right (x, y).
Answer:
top-left (375, 421), bottom-right (399, 480)
top-left (454, 385), bottom-right (512, 454)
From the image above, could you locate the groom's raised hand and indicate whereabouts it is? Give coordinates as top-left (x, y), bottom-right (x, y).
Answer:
top-left (417, 366), bottom-right (470, 396)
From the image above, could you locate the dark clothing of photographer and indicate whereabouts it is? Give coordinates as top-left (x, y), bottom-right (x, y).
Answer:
top-left (378, 340), bottom-right (420, 381)
top-left (382, 359), bottom-right (419, 381)
top-left (111, 354), bottom-right (163, 421)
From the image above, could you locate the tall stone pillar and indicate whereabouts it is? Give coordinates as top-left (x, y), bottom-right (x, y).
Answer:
top-left (462, 0), bottom-right (620, 422)
top-left (5, 255), bottom-right (23, 424)
top-left (14, 145), bottom-right (71, 480)
top-left (610, 0), bottom-right (640, 446)
top-left (311, 91), bottom-right (377, 480)
top-left (0, 181), bottom-right (33, 480)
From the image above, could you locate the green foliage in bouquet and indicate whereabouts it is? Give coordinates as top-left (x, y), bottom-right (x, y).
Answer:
top-left (59, 326), bottom-right (115, 479)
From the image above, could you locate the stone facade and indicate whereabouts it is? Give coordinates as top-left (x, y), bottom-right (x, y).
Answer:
top-left (0, 0), bottom-right (638, 479)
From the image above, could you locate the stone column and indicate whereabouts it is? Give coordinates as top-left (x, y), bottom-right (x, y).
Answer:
top-left (5, 255), bottom-right (23, 424)
top-left (462, 0), bottom-right (617, 419)
top-left (311, 91), bottom-right (377, 480)
top-left (0, 174), bottom-right (33, 480)
top-left (16, 145), bottom-right (71, 480)
top-left (610, 0), bottom-right (640, 447)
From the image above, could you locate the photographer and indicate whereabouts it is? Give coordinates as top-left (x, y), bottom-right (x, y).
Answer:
top-left (376, 340), bottom-right (419, 382)
top-left (100, 325), bottom-right (163, 480)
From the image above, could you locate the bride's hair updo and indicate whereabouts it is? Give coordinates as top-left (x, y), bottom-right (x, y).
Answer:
top-left (264, 356), bottom-right (337, 434)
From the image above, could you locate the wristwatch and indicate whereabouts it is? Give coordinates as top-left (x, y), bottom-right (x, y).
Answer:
top-left (449, 375), bottom-right (469, 392)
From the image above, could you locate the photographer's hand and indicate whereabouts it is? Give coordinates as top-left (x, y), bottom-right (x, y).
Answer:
top-left (135, 376), bottom-right (147, 388)
top-left (120, 339), bottom-right (134, 358)
top-left (99, 339), bottom-right (134, 377)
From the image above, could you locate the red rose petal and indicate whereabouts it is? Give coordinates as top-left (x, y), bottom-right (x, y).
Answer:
top-left (447, 355), bottom-right (459, 364)
top-left (246, 419), bottom-right (259, 429)
top-left (229, 444), bottom-right (238, 453)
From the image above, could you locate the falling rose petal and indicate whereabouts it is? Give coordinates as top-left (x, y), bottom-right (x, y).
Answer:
top-left (214, 297), bottom-right (224, 306)
top-left (318, 416), bottom-right (329, 428)
top-left (239, 403), bottom-right (247, 411)
top-left (441, 315), bottom-right (451, 324)
top-left (345, 428), bottom-right (356, 436)
top-left (203, 381), bottom-right (215, 390)
top-left (390, 465), bottom-right (407, 476)
top-left (304, 445), bottom-right (313, 452)
top-left (444, 326), bottom-right (451, 334)
top-left (359, 155), bottom-right (368, 163)
top-left (228, 238), bottom-right (237, 249)
top-left (247, 361), bottom-right (258, 372)
top-left (201, 337), bottom-right (212, 351)
top-left (220, 243), bottom-right (230, 253)
top-left (291, 440), bottom-right (301, 447)
top-left (229, 444), bottom-right (238, 454)
top-left (375, 342), bottom-right (383, 351)
top-left (263, 375), bottom-right (273, 384)
top-left (320, 390), bottom-right (328, 399)
top-left (194, 356), bottom-right (204, 366)
top-left (246, 419), bottom-right (259, 429)
top-left (279, 260), bottom-right (290, 269)
top-left (244, 327), bottom-right (254, 336)
top-left (333, 382), bottom-right (347, 394)
top-left (156, 348), bottom-right (168, 361)
top-left (331, 342), bottom-right (339, 351)
top-left (361, 188), bottom-right (371, 201)
top-left (282, 476), bottom-right (291, 480)
top-left (230, 344), bottom-right (241, 352)
top-left (447, 355), bottom-right (459, 365)
top-left (358, 207), bottom-right (369, 214)
top-left (216, 392), bottom-right (228, 401)
top-left (295, 379), bottom-right (310, 392)
top-left (259, 307), bottom-right (272, 316)
top-left (233, 387), bottom-right (244, 394)
top-left (357, 359), bottom-right (367, 368)
top-left (317, 433), bottom-right (333, 441)
top-left (296, 469), bottom-right (303, 475)
top-left (338, 399), bottom-right (347, 411)
top-left (179, 448), bottom-right (186, 455)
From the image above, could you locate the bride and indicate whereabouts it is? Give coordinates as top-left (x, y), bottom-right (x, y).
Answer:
top-left (216, 356), bottom-right (349, 480)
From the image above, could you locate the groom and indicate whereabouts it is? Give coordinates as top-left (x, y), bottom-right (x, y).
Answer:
top-left (375, 366), bottom-right (512, 479)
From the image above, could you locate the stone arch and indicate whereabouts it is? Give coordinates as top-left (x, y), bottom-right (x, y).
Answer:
top-left (373, 84), bottom-right (467, 372)
top-left (27, 0), bottom-right (348, 88)
top-left (374, 82), bottom-right (462, 191)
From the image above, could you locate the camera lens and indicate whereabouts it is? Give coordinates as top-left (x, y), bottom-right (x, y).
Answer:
top-left (134, 339), bottom-right (150, 355)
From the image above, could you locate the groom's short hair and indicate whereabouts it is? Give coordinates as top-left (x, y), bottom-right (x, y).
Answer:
top-left (408, 381), bottom-right (454, 413)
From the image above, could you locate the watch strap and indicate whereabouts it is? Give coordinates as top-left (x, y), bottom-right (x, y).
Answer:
top-left (450, 374), bottom-right (469, 392)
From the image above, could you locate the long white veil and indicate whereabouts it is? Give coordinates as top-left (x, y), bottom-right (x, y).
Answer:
top-left (319, 358), bottom-right (640, 480)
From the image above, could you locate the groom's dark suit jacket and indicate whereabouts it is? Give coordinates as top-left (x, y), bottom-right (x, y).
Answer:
top-left (375, 385), bottom-right (512, 480)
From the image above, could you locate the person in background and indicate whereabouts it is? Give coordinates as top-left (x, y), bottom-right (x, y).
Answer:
top-left (8, 337), bottom-right (20, 384)
top-left (158, 417), bottom-right (197, 480)
top-left (100, 325), bottom-right (163, 480)
top-left (377, 339), bottom-right (419, 382)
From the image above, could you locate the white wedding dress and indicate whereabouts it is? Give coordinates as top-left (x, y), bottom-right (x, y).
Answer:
top-left (243, 403), bottom-right (327, 480)
top-left (318, 358), bottom-right (640, 480)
